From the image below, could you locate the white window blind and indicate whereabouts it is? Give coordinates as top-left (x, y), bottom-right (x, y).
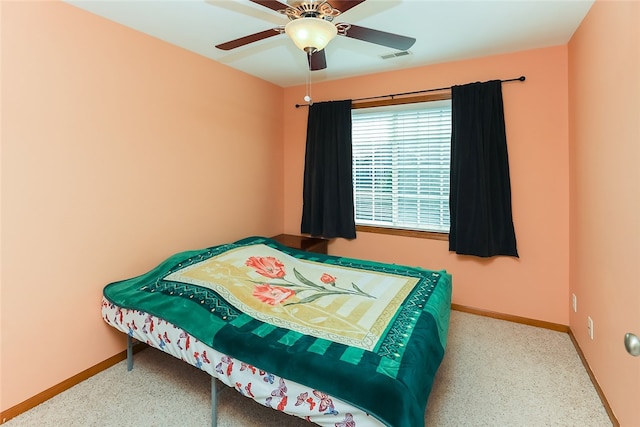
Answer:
top-left (352, 100), bottom-right (452, 233)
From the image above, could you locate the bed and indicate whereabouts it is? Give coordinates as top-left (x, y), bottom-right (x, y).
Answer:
top-left (101, 236), bottom-right (452, 427)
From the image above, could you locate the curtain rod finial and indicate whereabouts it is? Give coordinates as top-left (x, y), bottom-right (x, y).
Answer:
top-left (519, 76), bottom-right (526, 81)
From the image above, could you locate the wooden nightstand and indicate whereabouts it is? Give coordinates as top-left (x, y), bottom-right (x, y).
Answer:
top-left (271, 234), bottom-right (328, 255)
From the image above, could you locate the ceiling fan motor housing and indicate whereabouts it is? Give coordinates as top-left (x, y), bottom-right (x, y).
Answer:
top-left (284, 0), bottom-right (341, 21)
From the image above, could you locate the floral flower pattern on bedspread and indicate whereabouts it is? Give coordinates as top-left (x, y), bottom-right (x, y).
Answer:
top-left (246, 256), bottom-right (375, 307)
top-left (102, 298), bottom-right (379, 427)
top-left (163, 243), bottom-right (417, 351)
top-left (251, 283), bottom-right (295, 305)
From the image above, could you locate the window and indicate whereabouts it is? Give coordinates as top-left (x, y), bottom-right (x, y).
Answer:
top-left (352, 96), bottom-right (452, 237)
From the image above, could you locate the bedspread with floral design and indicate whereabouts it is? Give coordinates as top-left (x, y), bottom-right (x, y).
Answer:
top-left (103, 236), bottom-right (452, 427)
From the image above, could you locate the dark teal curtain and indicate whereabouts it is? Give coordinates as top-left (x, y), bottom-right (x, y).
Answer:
top-left (301, 100), bottom-right (356, 239)
top-left (449, 80), bottom-right (518, 257)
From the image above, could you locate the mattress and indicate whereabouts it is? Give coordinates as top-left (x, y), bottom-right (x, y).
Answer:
top-left (102, 298), bottom-right (384, 426)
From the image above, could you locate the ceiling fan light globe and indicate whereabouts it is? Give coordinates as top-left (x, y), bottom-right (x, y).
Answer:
top-left (285, 17), bottom-right (337, 53)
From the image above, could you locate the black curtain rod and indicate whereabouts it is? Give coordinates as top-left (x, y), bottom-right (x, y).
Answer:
top-left (295, 75), bottom-right (526, 108)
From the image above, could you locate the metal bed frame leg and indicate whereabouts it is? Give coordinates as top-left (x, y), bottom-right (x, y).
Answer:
top-left (126, 333), bottom-right (217, 426)
top-left (127, 335), bottom-right (134, 371)
top-left (211, 377), bottom-right (217, 427)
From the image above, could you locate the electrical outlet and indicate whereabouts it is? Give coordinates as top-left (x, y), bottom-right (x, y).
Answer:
top-left (587, 316), bottom-right (594, 340)
top-left (572, 293), bottom-right (577, 313)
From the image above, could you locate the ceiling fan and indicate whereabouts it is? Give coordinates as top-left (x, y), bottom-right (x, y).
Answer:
top-left (215, 0), bottom-right (416, 71)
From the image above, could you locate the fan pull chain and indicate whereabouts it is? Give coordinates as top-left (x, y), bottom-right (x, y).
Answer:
top-left (304, 52), bottom-right (312, 105)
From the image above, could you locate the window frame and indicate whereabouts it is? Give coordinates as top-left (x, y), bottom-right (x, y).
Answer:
top-left (352, 91), bottom-right (452, 241)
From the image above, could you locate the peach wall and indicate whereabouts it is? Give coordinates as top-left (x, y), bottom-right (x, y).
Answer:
top-left (284, 47), bottom-right (570, 325)
top-left (4, 0), bottom-right (636, 421)
top-left (0, 1), bottom-right (283, 411)
top-left (568, 0), bottom-right (640, 425)
top-left (0, 1), bottom-right (4, 414)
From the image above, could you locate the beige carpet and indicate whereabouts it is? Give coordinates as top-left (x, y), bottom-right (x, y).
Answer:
top-left (4, 311), bottom-right (612, 426)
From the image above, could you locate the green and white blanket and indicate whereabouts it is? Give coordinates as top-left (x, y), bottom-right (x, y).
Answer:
top-left (103, 236), bottom-right (452, 427)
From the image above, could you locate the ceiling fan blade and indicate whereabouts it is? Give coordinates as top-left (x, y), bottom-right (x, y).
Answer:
top-left (215, 29), bottom-right (281, 50)
top-left (341, 24), bottom-right (416, 51)
top-left (308, 49), bottom-right (327, 71)
top-left (248, 0), bottom-right (286, 12)
top-left (329, 0), bottom-right (367, 14)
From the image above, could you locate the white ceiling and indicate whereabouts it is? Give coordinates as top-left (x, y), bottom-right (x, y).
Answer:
top-left (64, 0), bottom-right (594, 88)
